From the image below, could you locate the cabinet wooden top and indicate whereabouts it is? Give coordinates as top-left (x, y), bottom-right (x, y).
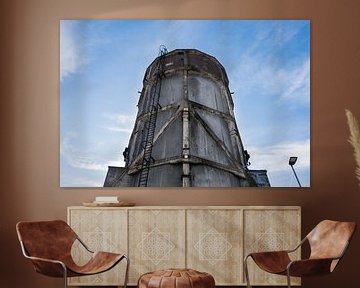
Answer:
top-left (68, 205), bottom-right (301, 210)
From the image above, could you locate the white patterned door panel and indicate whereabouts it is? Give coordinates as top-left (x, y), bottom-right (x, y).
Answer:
top-left (128, 209), bottom-right (186, 284)
top-left (187, 209), bottom-right (242, 285)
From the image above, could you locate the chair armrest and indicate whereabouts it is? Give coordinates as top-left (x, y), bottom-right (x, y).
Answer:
top-left (247, 250), bottom-right (290, 258)
top-left (245, 236), bottom-right (306, 258)
top-left (25, 255), bottom-right (65, 265)
top-left (76, 236), bottom-right (94, 253)
top-left (25, 255), bottom-right (67, 277)
top-left (287, 258), bottom-right (335, 277)
top-left (19, 240), bottom-right (67, 277)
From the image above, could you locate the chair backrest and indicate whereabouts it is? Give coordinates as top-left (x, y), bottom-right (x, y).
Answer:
top-left (307, 220), bottom-right (356, 262)
top-left (16, 220), bottom-right (77, 261)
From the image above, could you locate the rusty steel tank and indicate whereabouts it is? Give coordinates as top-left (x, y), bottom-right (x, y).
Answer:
top-left (104, 48), bottom-right (269, 187)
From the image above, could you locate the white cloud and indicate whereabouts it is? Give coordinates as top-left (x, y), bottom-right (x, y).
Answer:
top-left (248, 138), bottom-right (310, 173)
top-left (106, 127), bottom-right (133, 133)
top-left (60, 21), bottom-right (85, 81)
top-left (229, 22), bottom-right (309, 106)
top-left (280, 58), bottom-right (310, 103)
top-left (273, 22), bottom-right (304, 48)
top-left (103, 113), bottom-right (136, 134)
top-left (60, 131), bottom-right (125, 172)
top-left (61, 176), bottom-right (102, 188)
top-left (105, 113), bottom-right (135, 124)
top-left (61, 134), bottom-right (107, 171)
top-left (231, 56), bottom-right (310, 106)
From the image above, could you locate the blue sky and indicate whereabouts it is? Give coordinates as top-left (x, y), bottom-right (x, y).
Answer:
top-left (60, 20), bottom-right (310, 187)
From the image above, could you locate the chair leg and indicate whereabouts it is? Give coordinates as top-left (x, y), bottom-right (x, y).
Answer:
top-left (61, 264), bottom-right (68, 288)
top-left (244, 255), bottom-right (252, 288)
top-left (123, 255), bottom-right (130, 288)
top-left (286, 270), bottom-right (292, 288)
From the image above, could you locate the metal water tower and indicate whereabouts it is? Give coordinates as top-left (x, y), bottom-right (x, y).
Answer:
top-left (104, 48), bottom-right (270, 187)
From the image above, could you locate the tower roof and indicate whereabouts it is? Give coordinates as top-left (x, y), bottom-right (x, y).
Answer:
top-left (144, 48), bottom-right (229, 85)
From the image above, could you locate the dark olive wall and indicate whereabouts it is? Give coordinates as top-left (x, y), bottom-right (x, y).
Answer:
top-left (1, 0), bottom-right (360, 287)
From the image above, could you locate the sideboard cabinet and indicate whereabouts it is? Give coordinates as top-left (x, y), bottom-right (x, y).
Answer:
top-left (67, 206), bottom-right (301, 286)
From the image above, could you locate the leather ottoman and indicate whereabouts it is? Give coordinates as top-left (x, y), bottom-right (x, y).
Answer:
top-left (137, 268), bottom-right (215, 288)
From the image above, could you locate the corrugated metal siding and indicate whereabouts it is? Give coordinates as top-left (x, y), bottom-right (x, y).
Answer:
top-left (190, 115), bottom-right (233, 166)
top-left (146, 164), bottom-right (183, 187)
top-left (195, 108), bottom-right (234, 155)
top-left (191, 165), bottom-right (244, 187)
top-left (151, 117), bottom-right (182, 160)
top-left (188, 76), bottom-right (229, 113)
top-left (158, 75), bottom-right (183, 106)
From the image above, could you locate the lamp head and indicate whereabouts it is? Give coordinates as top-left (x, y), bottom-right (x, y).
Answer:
top-left (289, 156), bottom-right (298, 166)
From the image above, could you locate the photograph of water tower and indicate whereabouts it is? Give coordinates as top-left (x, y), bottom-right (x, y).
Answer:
top-left (60, 20), bottom-right (310, 188)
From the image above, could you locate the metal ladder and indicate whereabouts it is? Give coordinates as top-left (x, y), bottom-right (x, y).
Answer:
top-left (138, 46), bottom-right (168, 187)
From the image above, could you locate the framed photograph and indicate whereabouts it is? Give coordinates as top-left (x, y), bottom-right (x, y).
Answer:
top-left (60, 20), bottom-right (310, 187)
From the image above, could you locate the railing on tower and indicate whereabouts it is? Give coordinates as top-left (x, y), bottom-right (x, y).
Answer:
top-left (138, 45), bottom-right (168, 187)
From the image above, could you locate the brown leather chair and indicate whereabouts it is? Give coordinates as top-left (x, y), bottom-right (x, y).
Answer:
top-left (244, 220), bottom-right (356, 288)
top-left (16, 220), bottom-right (129, 288)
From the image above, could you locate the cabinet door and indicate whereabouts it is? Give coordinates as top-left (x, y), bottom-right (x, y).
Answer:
top-left (187, 209), bottom-right (243, 285)
top-left (128, 209), bottom-right (186, 284)
top-left (243, 208), bottom-right (301, 286)
top-left (68, 208), bottom-right (127, 286)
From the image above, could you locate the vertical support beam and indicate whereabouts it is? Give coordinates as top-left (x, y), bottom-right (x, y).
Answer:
top-left (182, 52), bottom-right (191, 187)
top-left (182, 107), bottom-right (190, 187)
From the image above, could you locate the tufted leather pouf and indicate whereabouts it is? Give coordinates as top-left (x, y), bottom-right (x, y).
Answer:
top-left (138, 268), bottom-right (215, 288)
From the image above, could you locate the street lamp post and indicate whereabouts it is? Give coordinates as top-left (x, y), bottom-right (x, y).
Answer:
top-left (289, 156), bottom-right (302, 187)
